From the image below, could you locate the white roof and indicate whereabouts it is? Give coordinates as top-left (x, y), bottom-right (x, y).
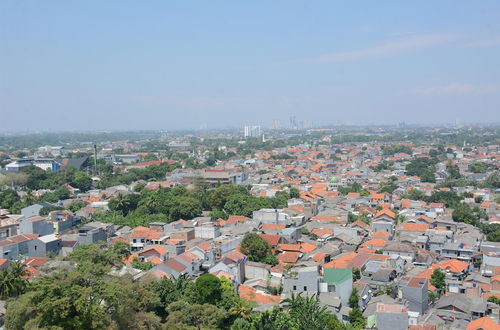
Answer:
top-left (38, 234), bottom-right (60, 243)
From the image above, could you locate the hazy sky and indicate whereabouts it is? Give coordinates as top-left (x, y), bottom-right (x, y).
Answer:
top-left (1, 1), bottom-right (500, 132)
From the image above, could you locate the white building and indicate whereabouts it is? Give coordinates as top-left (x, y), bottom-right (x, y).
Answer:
top-left (244, 125), bottom-right (261, 138)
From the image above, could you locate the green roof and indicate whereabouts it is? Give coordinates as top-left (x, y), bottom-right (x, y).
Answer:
top-left (323, 268), bottom-right (352, 285)
top-left (367, 315), bottom-right (376, 328)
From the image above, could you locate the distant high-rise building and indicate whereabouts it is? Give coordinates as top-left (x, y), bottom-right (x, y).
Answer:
top-left (289, 115), bottom-right (297, 129)
top-left (244, 125), bottom-right (261, 138)
top-left (271, 120), bottom-right (281, 130)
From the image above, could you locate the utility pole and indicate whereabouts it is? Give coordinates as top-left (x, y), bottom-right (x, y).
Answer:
top-left (93, 144), bottom-right (98, 176)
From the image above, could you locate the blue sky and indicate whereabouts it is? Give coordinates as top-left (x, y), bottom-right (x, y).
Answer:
top-left (1, 1), bottom-right (499, 131)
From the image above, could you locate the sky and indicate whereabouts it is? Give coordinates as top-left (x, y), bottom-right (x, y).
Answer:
top-left (1, 1), bottom-right (500, 132)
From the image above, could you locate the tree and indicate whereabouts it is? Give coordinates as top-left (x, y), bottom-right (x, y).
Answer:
top-left (208, 185), bottom-right (249, 210)
top-left (71, 171), bottom-right (93, 191)
top-left (402, 189), bottom-right (425, 201)
top-left (69, 242), bottom-right (127, 268)
top-left (452, 203), bottom-right (479, 225)
top-left (469, 161), bottom-right (489, 173)
top-left (430, 269), bottom-right (446, 293)
top-left (348, 288), bottom-right (359, 308)
top-left (0, 172), bottom-right (28, 189)
top-left (428, 291), bottom-right (439, 303)
top-left (348, 308), bottom-right (366, 329)
top-left (0, 262), bottom-right (29, 299)
top-left (352, 268), bottom-right (361, 282)
top-left (406, 158), bottom-right (437, 182)
top-left (240, 233), bottom-right (273, 264)
top-left (252, 306), bottom-right (296, 330)
top-left (484, 171), bottom-right (500, 189)
top-left (0, 189), bottom-right (22, 209)
top-left (289, 187), bottom-right (300, 199)
top-left (282, 293), bottom-right (333, 330)
top-left (446, 163), bottom-right (461, 179)
top-left (195, 274), bottom-right (222, 305)
top-left (379, 181), bottom-right (397, 194)
top-left (263, 254), bottom-right (279, 266)
top-left (39, 205), bottom-right (64, 216)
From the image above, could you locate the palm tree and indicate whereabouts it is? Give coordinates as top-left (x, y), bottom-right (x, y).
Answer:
top-left (282, 292), bottom-right (331, 330)
top-left (0, 270), bottom-right (14, 299)
top-left (142, 194), bottom-right (160, 212)
top-left (114, 194), bottom-right (131, 214)
top-left (24, 190), bottom-right (36, 205)
top-left (0, 262), bottom-right (28, 299)
top-left (174, 273), bottom-right (191, 294)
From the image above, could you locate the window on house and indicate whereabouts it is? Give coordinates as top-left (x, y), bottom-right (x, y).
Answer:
top-left (34, 246), bottom-right (37, 250)
top-left (304, 286), bottom-right (307, 291)
top-left (293, 285), bottom-right (297, 290)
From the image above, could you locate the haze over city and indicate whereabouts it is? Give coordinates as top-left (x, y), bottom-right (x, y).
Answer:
top-left (1, 1), bottom-right (499, 132)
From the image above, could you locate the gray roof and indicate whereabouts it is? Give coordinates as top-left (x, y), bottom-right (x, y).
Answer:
top-left (383, 242), bottom-right (416, 253)
top-left (318, 293), bottom-right (341, 308)
top-left (435, 294), bottom-right (487, 314)
top-left (363, 294), bottom-right (396, 317)
top-left (371, 269), bottom-right (394, 282)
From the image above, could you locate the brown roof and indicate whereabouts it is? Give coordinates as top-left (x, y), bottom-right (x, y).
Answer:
top-left (131, 226), bottom-right (163, 239)
top-left (278, 251), bottom-right (301, 264)
top-left (0, 234), bottom-right (39, 247)
top-left (28, 216), bottom-right (46, 222)
top-left (259, 234), bottom-right (281, 247)
top-left (162, 258), bottom-right (187, 273)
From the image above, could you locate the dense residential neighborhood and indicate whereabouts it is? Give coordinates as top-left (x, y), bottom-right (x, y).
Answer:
top-left (0, 127), bottom-right (499, 329)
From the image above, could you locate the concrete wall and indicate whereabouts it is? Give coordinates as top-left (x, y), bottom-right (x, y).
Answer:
top-left (195, 226), bottom-right (221, 239)
top-left (283, 270), bottom-right (319, 293)
top-left (78, 228), bottom-right (107, 246)
top-left (401, 284), bottom-right (428, 314)
top-left (376, 311), bottom-right (408, 330)
top-left (245, 263), bottom-right (270, 280)
top-left (372, 222), bottom-right (393, 235)
top-left (0, 243), bottom-right (19, 260)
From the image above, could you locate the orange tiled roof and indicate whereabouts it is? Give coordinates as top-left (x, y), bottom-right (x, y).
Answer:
top-left (300, 242), bottom-right (317, 253)
top-left (262, 224), bottom-right (286, 232)
top-left (402, 223), bottom-right (430, 232)
top-left (466, 317), bottom-right (499, 330)
top-left (239, 285), bottom-right (280, 305)
top-left (357, 247), bottom-right (376, 253)
top-left (22, 257), bottom-right (48, 267)
top-left (131, 226), bottom-right (163, 240)
top-left (375, 208), bottom-right (396, 219)
top-left (312, 252), bottom-right (327, 263)
top-left (312, 216), bottom-right (344, 223)
top-left (362, 238), bottom-right (387, 248)
top-left (323, 252), bottom-right (357, 269)
top-left (259, 234), bottom-right (281, 247)
top-left (372, 230), bottom-right (390, 239)
top-left (433, 259), bottom-right (469, 273)
top-left (311, 228), bottom-right (333, 237)
top-left (278, 244), bottom-right (301, 252)
top-left (278, 251), bottom-right (301, 264)
top-left (139, 246), bottom-right (167, 256)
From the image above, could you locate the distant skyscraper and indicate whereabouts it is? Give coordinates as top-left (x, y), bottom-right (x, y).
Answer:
top-left (244, 125), bottom-right (261, 138)
top-left (289, 115), bottom-right (297, 129)
top-left (271, 120), bottom-right (281, 130)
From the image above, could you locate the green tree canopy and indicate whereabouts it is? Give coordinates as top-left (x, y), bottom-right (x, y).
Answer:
top-left (240, 233), bottom-right (273, 264)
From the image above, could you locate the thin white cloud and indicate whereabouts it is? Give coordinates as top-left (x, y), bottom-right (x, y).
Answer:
top-left (466, 38), bottom-right (500, 48)
top-left (410, 83), bottom-right (499, 95)
top-left (301, 33), bottom-right (460, 64)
